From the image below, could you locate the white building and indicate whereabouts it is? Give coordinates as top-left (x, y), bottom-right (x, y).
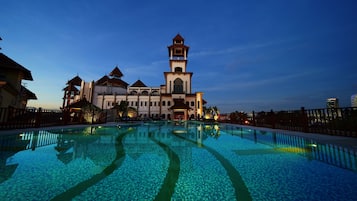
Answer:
top-left (351, 94), bottom-right (357, 107)
top-left (63, 34), bottom-right (205, 120)
top-left (326, 97), bottom-right (339, 108)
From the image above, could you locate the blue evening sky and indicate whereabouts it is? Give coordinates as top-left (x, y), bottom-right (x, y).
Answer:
top-left (1, 0), bottom-right (356, 113)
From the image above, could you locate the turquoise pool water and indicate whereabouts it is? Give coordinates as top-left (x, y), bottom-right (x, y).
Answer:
top-left (1, 121), bottom-right (357, 201)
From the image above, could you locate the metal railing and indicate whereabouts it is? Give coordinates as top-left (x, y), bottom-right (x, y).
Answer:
top-left (251, 107), bottom-right (357, 137)
top-left (0, 107), bottom-right (63, 130)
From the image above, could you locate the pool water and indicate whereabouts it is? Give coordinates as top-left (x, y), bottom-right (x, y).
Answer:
top-left (1, 121), bottom-right (357, 201)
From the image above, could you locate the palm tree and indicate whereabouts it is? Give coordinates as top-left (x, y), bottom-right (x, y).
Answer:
top-left (113, 100), bottom-right (137, 120)
top-left (113, 100), bottom-right (129, 118)
top-left (203, 106), bottom-right (220, 120)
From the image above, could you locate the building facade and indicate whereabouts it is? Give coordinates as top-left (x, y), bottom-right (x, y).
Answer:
top-left (326, 97), bottom-right (339, 109)
top-left (351, 94), bottom-right (357, 107)
top-left (0, 53), bottom-right (36, 108)
top-left (64, 34), bottom-right (204, 120)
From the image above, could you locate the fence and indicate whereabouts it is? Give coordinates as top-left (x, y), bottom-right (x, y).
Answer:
top-left (0, 107), bottom-right (63, 130)
top-left (252, 107), bottom-right (357, 137)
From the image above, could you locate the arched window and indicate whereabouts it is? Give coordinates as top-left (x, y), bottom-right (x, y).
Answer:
top-left (151, 90), bottom-right (159, 96)
top-left (130, 90), bottom-right (137, 95)
top-left (173, 78), bottom-right (183, 93)
top-left (174, 67), bottom-right (182, 72)
top-left (141, 91), bottom-right (149, 95)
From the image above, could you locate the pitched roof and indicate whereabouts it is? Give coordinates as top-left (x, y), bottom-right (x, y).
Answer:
top-left (21, 86), bottom-right (37, 100)
top-left (66, 75), bottom-right (82, 86)
top-left (173, 34), bottom-right (184, 42)
top-left (131, 79), bottom-right (147, 87)
top-left (62, 84), bottom-right (79, 92)
top-left (0, 53), bottom-right (33, 80)
top-left (96, 75), bottom-right (129, 87)
top-left (109, 66), bottom-right (123, 78)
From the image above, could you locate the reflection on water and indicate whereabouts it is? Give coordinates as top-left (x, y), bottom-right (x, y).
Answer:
top-left (0, 122), bottom-right (356, 201)
top-left (223, 125), bottom-right (357, 172)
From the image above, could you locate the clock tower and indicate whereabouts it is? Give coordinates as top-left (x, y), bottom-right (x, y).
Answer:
top-left (161, 34), bottom-right (203, 120)
top-left (165, 34), bottom-right (192, 95)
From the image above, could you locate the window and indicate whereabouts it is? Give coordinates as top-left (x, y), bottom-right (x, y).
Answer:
top-left (191, 101), bottom-right (194, 106)
top-left (173, 78), bottom-right (183, 93)
top-left (151, 90), bottom-right (159, 96)
top-left (175, 67), bottom-right (182, 72)
top-left (168, 101), bottom-right (171, 106)
top-left (142, 91), bottom-right (148, 95)
top-left (162, 101), bottom-right (166, 106)
top-left (175, 48), bottom-right (183, 55)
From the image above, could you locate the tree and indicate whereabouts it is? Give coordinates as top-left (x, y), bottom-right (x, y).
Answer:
top-left (203, 106), bottom-right (220, 120)
top-left (113, 100), bottom-right (129, 118)
top-left (229, 111), bottom-right (248, 124)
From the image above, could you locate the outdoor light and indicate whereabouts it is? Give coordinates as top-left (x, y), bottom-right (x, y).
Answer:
top-left (308, 143), bottom-right (317, 148)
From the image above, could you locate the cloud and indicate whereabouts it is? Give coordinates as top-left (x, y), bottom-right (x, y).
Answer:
top-left (197, 70), bottom-right (315, 92)
top-left (190, 39), bottom-right (293, 58)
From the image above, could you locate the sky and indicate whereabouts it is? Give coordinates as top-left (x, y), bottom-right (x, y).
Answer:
top-left (1, 0), bottom-right (357, 113)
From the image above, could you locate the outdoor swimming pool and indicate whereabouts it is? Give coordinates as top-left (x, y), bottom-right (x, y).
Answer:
top-left (1, 121), bottom-right (357, 201)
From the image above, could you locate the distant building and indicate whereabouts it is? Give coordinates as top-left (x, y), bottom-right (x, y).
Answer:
top-left (326, 97), bottom-right (339, 109)
top-left (351, 94), bottom-right (357, 107)
top-left (0, 53), bottom-right (37, 108)
top-left (63, 34), bottom-right (205, 120)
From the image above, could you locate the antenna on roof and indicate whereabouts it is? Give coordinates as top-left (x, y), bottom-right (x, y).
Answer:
top-left (0, 36), bottom-right (2, 50)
